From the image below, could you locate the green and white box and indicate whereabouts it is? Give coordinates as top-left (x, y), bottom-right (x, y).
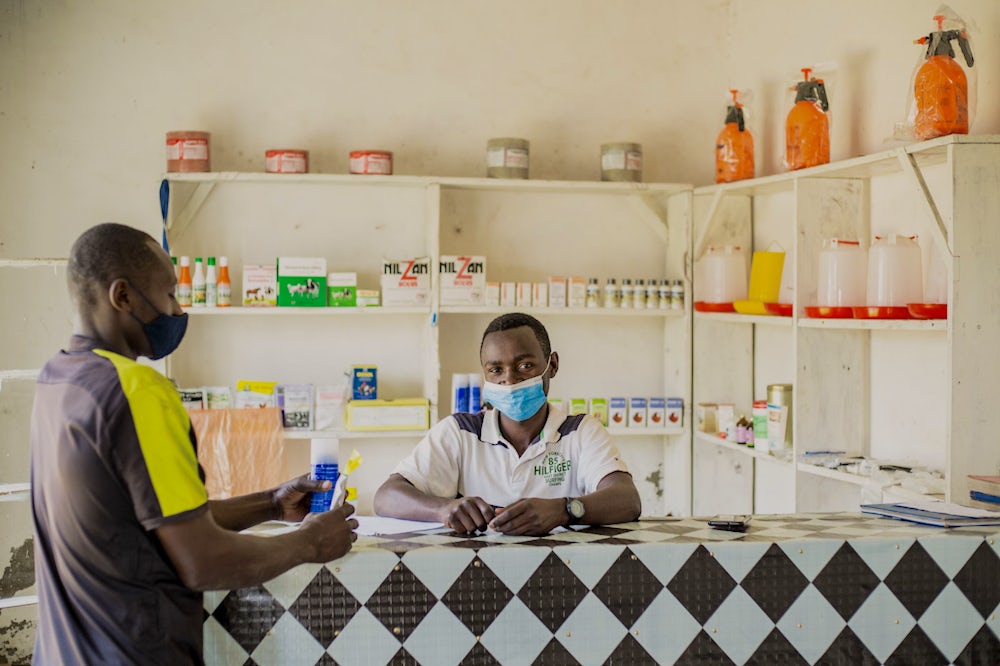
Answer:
top-left (439, 255), bottom-right (486, 305)
top-left (327, 272), bottom-right (358, 307)
top-left (277, 257), bottom-right (327, 307)
top-left (381, 257), bottom-right (430, 306)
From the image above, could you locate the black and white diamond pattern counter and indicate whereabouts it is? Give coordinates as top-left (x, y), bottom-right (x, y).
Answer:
top-left (204, 513), bottom-right (1000, 665)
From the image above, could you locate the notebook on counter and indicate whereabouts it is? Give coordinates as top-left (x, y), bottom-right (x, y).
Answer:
top-left (861, 500), bottom-right (1000, 528)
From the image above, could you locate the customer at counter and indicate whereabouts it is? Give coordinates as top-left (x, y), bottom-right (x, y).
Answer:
top-left (374, 312), bottom-right (641, 535)
top-left (30, 223), bottom-right (358, 665)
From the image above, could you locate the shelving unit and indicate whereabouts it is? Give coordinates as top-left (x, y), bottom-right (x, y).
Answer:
top-left (691, 134), bottom-right (1000, 515)
top-left (163, 173), bottom-right (694, 516)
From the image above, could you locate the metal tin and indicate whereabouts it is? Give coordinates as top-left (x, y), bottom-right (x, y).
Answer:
top-left (600, 142), bottom-right (642, 182)
top-left (166, 131), bottom-right (210, 172)
top-left (486, 138), bottom-right (529, 179)
top-left (349, 150), bottom-right (393, 175)
top-left (265, 149), bottom-right (309, 174)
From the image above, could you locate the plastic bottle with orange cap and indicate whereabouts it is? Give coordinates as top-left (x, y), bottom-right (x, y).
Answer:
top-left (715, 89), bottom-right (755, 183)
top-left (913, 14), bottom-right (974, 141)
top-left (784, 67), bottom-right (830, 171)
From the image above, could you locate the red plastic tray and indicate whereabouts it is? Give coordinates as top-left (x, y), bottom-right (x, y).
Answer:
top-left (764, 302), bottom-right (793, 317)
top-left (852, 306), bottom-right (912, 319)
top-left (907, 303), bottom-right (947, 319)
top-left (804, 306), bottom-right (853, 319)
top-left (694, 301), bottom-right (736, 313)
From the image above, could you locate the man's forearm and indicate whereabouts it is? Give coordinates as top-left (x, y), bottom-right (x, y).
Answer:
top-left (578, 473), bottom-right (642, 525)
top-left (209, 490), bottom-right (277, 532)
top-left (374, 476), bottom-right (449, 523)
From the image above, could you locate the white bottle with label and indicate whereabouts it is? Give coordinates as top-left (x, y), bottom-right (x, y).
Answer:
top-left (205, 256), bottom-right (218, 307)
top-left (646, 278), bottom-right (659, 309)
top-left (621, 279), bottom-right (634, 309)
top-left (586, 278), bottom-right (601, 308)
top-left (633, 279), bottom-right (647, 309)
top-left (658, 279), bottom-right (671, 309)
top-left (603, 278), bottom-right (619, 309)
top-left (192, 257), bottom-right (206, 307)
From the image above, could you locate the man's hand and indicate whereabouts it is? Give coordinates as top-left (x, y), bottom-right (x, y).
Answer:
top-left (489, 498), bottom-right (566, 536)
top-left (272, 474), bottom-right (331, 523)
top-left (299, 503), bottom-right (359, 563)
top-left (439, 497), bottom-right (496, 534)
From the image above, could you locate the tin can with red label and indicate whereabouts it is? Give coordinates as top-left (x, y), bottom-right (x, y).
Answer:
top-left (265, 149), bottom-right (308, 174)
top-left (166, 131), bottom-right (210, 172)
top-left (349, 150), bottom-right (393, 175)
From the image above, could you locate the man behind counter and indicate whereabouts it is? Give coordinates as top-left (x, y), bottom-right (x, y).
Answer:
top-left (374, 312), bottom-right (641, 535)
top-left (30, 223), bottom-right (358, 664)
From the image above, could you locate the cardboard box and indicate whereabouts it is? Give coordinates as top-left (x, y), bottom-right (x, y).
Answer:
top-left (351, 366), bottom-right (377, 400)
top-left (609, 397), bottom-right (627, 426)
top-left (314, 383), bottom-right (347, 430)
top-left (277, 384), bottom-right (314, 430)
top-left (242, 264), bottom-right (278, 307)
top-left (648, 397), bottom-right (665, 427)
top-left (235, 380), bottom-right (277, 408)
top-left (666, 397), bottom-right (684, 427)
top-left (485, 282), bottom-right (501, 306)
top-left (628, 397), bottom-right (647, 427)
top-left (381, 257), bottom-right (430, 306)
top-left (696, 402), bottom-right (717, 433)
top-left (179, 388), bottom-right (205, 411)
top-left (533, 282), bottom-right (548, 307)
top-left (568, 398), bottom-right (588, 416)
top-left (501, 282), bottom-right (517, 307)
top-left (347, 398), bottom-right (430, 431)
top-left (548, 276), bottom-right (567, 308)
top-left (516, 282), bottom-right (532, 306)
top-left (568, 277), bottom-right (587, 308)
top-left (327, 272), bottom-right (358, 307)
top-left (589, 397), bottom-right (608, 426)
top-left (439, 256), bottom-right (486, 305)
top-left (717, 402), bottom-right (736, 438)
top-left (277, 257), bottom-right (327, 307)
top-left (356, 289), bottom-right (380, 307)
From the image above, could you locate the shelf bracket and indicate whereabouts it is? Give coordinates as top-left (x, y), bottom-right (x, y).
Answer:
top-left (896, 151), bottom-right (951, 255)
top-left (166, 181), bottom-right (216, 238)
top-left (692, 189), bottom-right (725, 260)
top-left (627, 193), bottom-right (668, 243)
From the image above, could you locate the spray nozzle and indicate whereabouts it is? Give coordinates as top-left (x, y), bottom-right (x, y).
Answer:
top-left (794, 68), bottom-right (829, 111)
top-left (725, 89), bottom-right (746, 131)
top-left (915, 14), bottom-right (974, 66)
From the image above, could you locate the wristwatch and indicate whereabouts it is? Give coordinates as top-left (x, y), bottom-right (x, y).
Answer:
top-left (565, 497), bottom-right (585, 525)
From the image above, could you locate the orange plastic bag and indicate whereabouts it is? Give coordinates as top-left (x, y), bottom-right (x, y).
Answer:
top-left (188, 407), bottom-right (285, 499)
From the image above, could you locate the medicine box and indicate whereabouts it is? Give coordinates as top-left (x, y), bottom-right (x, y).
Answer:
top-left (356, 289), bottom-right (380, 307)
top-left (516, 282), bottom-right (532, 306)
top-left (439, 256), bottom-right (486, 305)
top-left (277, 384), bottom-right (314, 430)
top-left (717, 402), bottom-right (736, 438)
top-left (501, 282), bottom-right (517, 307)
top-left (351, 366), bottom-right (377, 400)
top-left (569, 398), bottom-right (588, 416)
top-left (666, 397), bottom-right (684, 427)
top-left (485, 282), bottom-right (500, 306)
top-left (589, 398), bottom-right (608, 426)
top-left (548, 276), bottom-right (567, 308)
top-left (347, 398), bottom-right (430, 431)
top-left (609, 397), bottom-right (627, 426)
top-left (696, 402), bottom-right (717, 432)
top-left (277, 257), bottom-right (327, 307)
top-left (235, 380), bottom-right (277, 408)
top-left (647, 397), bottom-right (665, 426)
top-left (179, 388), bottom-right (205, 411)
top-left (314, 383), bottom-right (347, 430)
top-left (533, 282), bottom-right (548, 307)
top-left (568, 277), bottom-right (587, 308)
top-left (628, 397), bottom-right (647, 427)
top-left (381, 257), bottom-right (430, 306)
top-left (327, 272), bottom-right (358, 307)
top-left (243, 264), bottom-right (278, 307)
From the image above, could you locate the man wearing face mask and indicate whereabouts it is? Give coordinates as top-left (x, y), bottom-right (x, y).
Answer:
top-left (374, 312), bottom-right (641, 536)
top-left (30, 223), bottom-right (358, 665)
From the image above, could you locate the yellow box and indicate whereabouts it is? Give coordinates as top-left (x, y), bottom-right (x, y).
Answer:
top-left (346, 398), bottom-right (430, 431)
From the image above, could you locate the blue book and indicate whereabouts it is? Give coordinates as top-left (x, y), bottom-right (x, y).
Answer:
top-left (861, 502), bottom-right (1000, 528)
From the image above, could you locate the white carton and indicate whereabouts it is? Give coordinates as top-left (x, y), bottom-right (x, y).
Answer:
top-left (548, 276), bottom-right (567, 308)
top-left (516, 282), bottom-right (533, 306)
top-left (439, 256), bottom-right (486, 305)
top-left (485, 282), bottom-right (501, 306)
top-left (568, 277), bottom-right (587, 308)
top-left (501, 282), bottom-right (517, 307)
top-left (628, 397), bottom-right (647, 427)
top-left (381, 257), bottom-right (430, 306)
top-left (533, 282), bottom-right (548, 307)
top-left (242, 264), bottom-right (277, 307)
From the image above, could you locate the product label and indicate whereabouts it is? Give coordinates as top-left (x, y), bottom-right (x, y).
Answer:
top-left (487, 147), bottom-right (529, 169)
top-left (266, 152), bottom-right (307, 173)
top-left (439, 255), bottom-right (486, 305)
top-left (166, 138), bottom-right (208, 161)
top-left (601, 149), bottom-right (642, 172)
top-left (243, 264), bottom-right (278, 307)
top-left (350, 153), bottom-right (392, 174)
top-left (381, 257), bottom-right (430, 306)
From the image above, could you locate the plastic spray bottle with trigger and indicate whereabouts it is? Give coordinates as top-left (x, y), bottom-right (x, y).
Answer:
top-left (784, 68), bottom-right (830, 171)
top-left (913, 14), bottom-right (974, 141)
top-left (715, 89), bottom-right (754, 183)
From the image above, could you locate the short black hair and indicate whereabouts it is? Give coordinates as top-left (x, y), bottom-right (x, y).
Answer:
top-left (480, 312), bottom-right (551, 358)
top-left (67, 223), bottom-right (161, 307)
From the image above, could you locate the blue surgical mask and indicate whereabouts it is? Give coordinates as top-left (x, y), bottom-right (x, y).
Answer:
top-left (482, 362), bottom-right (550, 422)
top-left (128, 284), bottom-right (188, 360)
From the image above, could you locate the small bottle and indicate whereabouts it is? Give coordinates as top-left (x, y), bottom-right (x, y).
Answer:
top-left (603, 278), bottom-right (619, 309)
top-left (205, 256), bottom-right (218, 307)
top-left (217, 256), bottom-right (232, 307)
top-left (633, 279), bottom-right (647, 309)
top-left (658, 279), bottom-right (670, 309)
top-left (192, 257), bottom-right (206, 307)
top-left (646, 278), bottom-right (659, 309)
top-left (621, 279), bottom-right (634, 309)
top-left (177, 256), bottom-right (192, 307)
top-left (670, 279), bottom-right (685, 310)
top-left (586, 277), bottom-right (601, 308)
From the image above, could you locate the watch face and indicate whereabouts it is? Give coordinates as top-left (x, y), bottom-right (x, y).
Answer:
top-left (568, 498), bottom-right (585, 519)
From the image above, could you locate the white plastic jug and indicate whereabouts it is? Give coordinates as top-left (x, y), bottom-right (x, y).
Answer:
top-left (866, 235), bottom-right (922, 307)
top-left (699, 245), bottom-right (747, 303)
top-left (817, 239), bottom-right (867, 307)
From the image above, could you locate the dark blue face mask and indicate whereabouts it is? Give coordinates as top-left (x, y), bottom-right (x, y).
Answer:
top-left (128, 283), bottom-right (188, 360)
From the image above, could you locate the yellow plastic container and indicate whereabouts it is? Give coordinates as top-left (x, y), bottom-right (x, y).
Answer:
top-left (747, 249), bottom-right (785, 302)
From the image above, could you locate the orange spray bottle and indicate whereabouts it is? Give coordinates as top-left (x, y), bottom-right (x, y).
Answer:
top-left (715, 89), bottom-right (755, 183)
top-left (784, 68), bottom-right (829, 171)
top-left (913, 14), bottom-right (974, 141)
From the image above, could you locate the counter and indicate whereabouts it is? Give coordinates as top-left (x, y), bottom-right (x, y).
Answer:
top-left (204, 513), bottom-right (1000, 665)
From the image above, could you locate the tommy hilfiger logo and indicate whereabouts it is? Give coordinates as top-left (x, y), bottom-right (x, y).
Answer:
top-left (534, 450), bottom-right (571, 486)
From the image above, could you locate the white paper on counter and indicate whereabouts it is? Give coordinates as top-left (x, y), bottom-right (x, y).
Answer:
top-left (356, 515), bottom-right (444, 536)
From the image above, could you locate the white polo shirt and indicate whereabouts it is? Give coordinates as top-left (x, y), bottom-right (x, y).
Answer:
top-left (393, 403), bottom-right (630, 507)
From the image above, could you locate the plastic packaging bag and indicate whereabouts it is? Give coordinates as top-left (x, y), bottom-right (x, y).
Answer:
top-left (189, 407), bottom-right (285, 499)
